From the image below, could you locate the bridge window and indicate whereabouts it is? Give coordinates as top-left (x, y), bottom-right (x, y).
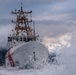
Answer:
top-left (23, 37), bottom-right (27, 42)
top-left (27, 37), bottom-right (32, 41)
top-left (8, 37), bottom-right (12, 42)
top-left (20, 37), bottom-right (22, 41)
top-left (16, 37), bottom-right (19, 41)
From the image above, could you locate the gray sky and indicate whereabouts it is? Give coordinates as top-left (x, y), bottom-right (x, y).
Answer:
top-left (0, 0), bottom-right (76, 24)
top-left (0, 0), bottom-right (76, 47)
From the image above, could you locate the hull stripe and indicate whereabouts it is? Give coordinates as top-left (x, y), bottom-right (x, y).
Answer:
top-left (8, 49), bottom-right (15, 67)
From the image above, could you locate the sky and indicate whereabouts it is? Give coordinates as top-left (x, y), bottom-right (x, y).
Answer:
top-left (0, 0), bottom-right (76, 47)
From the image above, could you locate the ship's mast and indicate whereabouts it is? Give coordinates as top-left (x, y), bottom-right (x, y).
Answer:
top-left (11, 4), bottom-right (32, 36)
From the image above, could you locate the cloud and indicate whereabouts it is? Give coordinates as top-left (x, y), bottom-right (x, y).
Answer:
top-left (0, 0), bottom-right (76, 25)
top-left (24, 0), bottom-right (68, 5)
top-left (42, 33), bottom-right (72, 53)
top-left (33, 13), bottom-right (69, 21)
top-left (0, 24), bottom-right (13, 47)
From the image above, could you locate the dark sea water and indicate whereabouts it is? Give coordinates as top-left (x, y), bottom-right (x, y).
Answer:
top-left (0, 47), bottom-right (7, 66)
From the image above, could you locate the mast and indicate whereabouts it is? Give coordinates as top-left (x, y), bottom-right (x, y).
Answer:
top-left (33, 22), bottom-right (36, 41)
top-left (11, 4), bottom-right (32, 36)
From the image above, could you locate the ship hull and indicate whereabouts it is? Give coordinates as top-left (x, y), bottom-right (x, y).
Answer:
top-left (6, 41), bottom-right (48, 69)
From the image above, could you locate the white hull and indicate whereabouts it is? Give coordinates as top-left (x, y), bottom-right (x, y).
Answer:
top-left (6, 41), bottom-right (48, 69)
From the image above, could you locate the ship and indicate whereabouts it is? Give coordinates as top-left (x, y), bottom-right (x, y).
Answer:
top-left (5, 4), bottom-right (48, 69)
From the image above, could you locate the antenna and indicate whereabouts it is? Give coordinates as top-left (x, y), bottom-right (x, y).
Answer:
top-left (21, 2), bottom-right (23, 12)
top-left (21, 2), bottom-right (22, 5)
top-left (33, 21), bottom-right (36, 41)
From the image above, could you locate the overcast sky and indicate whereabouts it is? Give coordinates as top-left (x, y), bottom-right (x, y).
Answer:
top-left (0, 0), bottom-right (76, 47)
top-left (0, 0), bottom-right (76, 24)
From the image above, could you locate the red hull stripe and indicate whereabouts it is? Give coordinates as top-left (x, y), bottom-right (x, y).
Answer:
top-left (8, 49), bottom-right (15, 67)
